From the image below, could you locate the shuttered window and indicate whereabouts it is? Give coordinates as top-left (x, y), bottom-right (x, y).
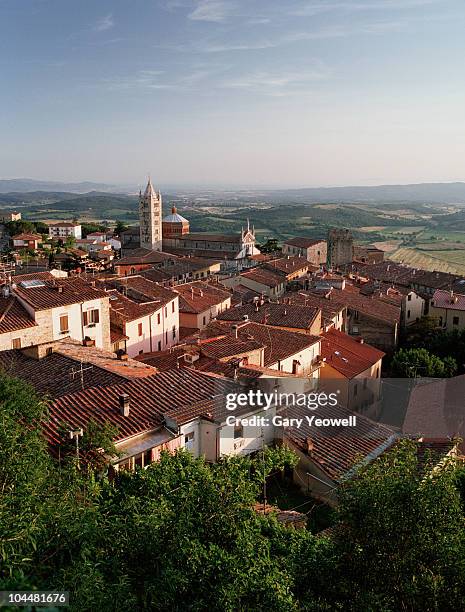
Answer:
top-left (59, 314), bottom-right (69, 333)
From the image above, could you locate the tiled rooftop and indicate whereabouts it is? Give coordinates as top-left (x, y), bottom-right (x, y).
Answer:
top-left (217, 302), bottom-right (320, 330)
top-left (284, 237), bottom-right (326, 249)
top-left (321, 328), bottom-right (385, 379)
top-left (174, 281), bottom-right (231, 314)
top-left (13, 277), bottom-right (109, 311)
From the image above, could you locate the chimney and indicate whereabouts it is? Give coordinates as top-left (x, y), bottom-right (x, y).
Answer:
top-left (356, 337), bottom-right (364, 344)
top-left (306, 437), bottom-right (314, 455)
top-left (119, 393), bottom-right (130, 417)
top-left (232, 324), bottom-right (239, 339)
top-left (116, 349), bottom-right (129, 361)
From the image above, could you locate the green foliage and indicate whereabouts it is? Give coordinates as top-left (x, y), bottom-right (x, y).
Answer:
top-left (2, 374), bottom-right (465, 611)
top-left (115, 220), bottom-right (128, 235)
top-left (257, 238), bottom-right (281, 254)
top-left (392, 347), bottom-right (457, 377)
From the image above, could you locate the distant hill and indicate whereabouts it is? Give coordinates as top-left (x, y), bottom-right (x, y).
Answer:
top-left (261, 182), bottom-right (465, 204)
top-left (0, 178), bottom-right (123, 193)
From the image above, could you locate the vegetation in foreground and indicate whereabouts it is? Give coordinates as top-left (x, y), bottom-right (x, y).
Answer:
top-left (2, 372), bottom-right (465, 611)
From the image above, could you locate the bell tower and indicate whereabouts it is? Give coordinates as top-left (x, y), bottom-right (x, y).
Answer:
top-left (139, 177), bottom-right (162, 251)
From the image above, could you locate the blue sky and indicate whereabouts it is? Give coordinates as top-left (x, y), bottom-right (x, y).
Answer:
top-left (1, 0), bottom-right (465, 187)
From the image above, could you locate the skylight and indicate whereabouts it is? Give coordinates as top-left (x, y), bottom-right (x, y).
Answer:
top-left (19, 280), bottom-right (46, 289)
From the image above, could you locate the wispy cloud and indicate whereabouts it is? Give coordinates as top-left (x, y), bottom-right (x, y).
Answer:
top-left (102, 70), bottom-right (171, 91)
top-left (188, 0), bottom-right (234, 22)
top-left (94, 14), bottom-right (114, 32)
top-left (292, 0), bottom-right (438, 17)
top-left (221, 64), bottom-right (331, 96)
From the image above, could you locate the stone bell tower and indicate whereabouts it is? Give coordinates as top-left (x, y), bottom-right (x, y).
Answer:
top-left (139, 177), bottom-right (162, 251)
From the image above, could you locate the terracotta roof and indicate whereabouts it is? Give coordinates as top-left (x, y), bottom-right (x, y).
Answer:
top-left (139, 268), bottom-right (173, 283)
top-left (13, 277), bottom-right (109, 311)
top-left (55, 338), bottom-right (156, 379)
top-left (12, 233), bottom-right (42, 241)
top-left (231, 284), bottom-right (261, 305)
top-left (178, 232), bottom-right (242, 244)
top-left (49, 222), bottom-right (80, 228)
top-left (197, 320), bottom-right (320, 367)
top-left (284, 237), bottom-right (326, 249)
top-left (240, 267), bottom-right (286, 288)
top-left (46, 368), bottom-right (232, 447)
top-left (0, 340), bottom-right (155, 399)
top-left (431, 289), bottom-right (465, 311)
top-left (282, 291), bottom-right (345, 327)
top-left (116, 248), bottom-right (176, 266)
top-left (321, 328), bottom-right (384, 379)
top-left (324, 285), bottom-right (401, 325)
top-left (352, 261), bottom-right (417, 286)
top-left (264, 256), bottom-right (309, 276)
top-left (107, 290), bottom-right (164, 322)
top-left (107, 276), bottom-right (177, 307)
top-left (110, 326), bottom-right (129, 344)
top-left (174, 281), bottom-right (231, 314)
top-left (0, 296), bottom-right (37, 333)
top-left (284, 402), bottom-right (398, 481)
top-left (11, 271), bottom-right (57, 283)
top-left (199, 334), bottom-right (265, 360)
top-left (217, 302), bottom-right (320, 330)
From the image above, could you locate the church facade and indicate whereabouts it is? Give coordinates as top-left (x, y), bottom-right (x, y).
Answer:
top-left (135, 177), bottom-right (260, 270)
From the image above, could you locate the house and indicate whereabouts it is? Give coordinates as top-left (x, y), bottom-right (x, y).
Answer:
top-left (173, 280), bottom-right (231, 331)
top-left (223, 267), bottom-right (287, 298)
top-left (6, 276), bottom-right (112, 351)
top-left (359, 281), bottom-right (424, 328)
top-left (217, 301), bottom-right (321, 336)
top-left (48, 222), bottom-right (82, 240)
top-left (105, 278), bottom-right (179, 357)
top-left (11, 233), bottom-right (43, 250)
top-left (263, 256), bottom-right (310, 281)
top-left (319, 328), bottom-right (385, 417)
top-left (282, 402), bottom-right (398, 504)
top-left (0, 210), bottom-right (21, 222)
top-left (430, 290), bottom-right (465, 331)
top-left (113, 248), bottom-right (176, 276)
top-left (45, 368), bottom-right (235, 469)
top-left (194, 320), bottom-right (322, 377)
top-left (282, 238), bottom-right (327, 265)
top-left (86, 231), bottom-right (107, 242)
top-left (314, 284), bottom-right (400, 352)
top-left (141, 257), bottom-right (221, 286)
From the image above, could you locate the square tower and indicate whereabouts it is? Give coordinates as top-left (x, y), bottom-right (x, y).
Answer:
top-left (139, 177), bottom-right (162, 251)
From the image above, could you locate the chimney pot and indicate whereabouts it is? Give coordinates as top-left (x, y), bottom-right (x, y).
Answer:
top-left (119, 393), bottom-right (130, 416)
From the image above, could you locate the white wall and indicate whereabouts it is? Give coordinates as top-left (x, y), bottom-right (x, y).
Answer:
top-left (268, 341), bottom-right (321, 378)
top-left (124, 297), bottom-right (180, 357)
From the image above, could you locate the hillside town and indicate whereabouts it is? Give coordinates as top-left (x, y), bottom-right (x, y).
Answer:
top-left (0, 177), bottom-right (463, 502)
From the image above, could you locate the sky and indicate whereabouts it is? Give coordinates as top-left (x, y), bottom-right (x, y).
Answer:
top-left (2, 0), bottom-right (465, 188)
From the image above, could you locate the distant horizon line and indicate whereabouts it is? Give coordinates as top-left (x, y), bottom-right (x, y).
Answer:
top-left (3, 177), bottom-right (465, 192)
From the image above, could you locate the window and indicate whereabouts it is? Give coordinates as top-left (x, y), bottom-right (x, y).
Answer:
top-left (83, 309), bottom-right (99, 326)
top-left (203, 315), bottom-right (207, 326)
top-left (407, 310), bottom-right (411, 319)
top-left (407, 294), bottom-right (412, 301)
top-left (172, 301), bottom-right (175, 313)
top-left (453, 316), bottom-right (460, 326)
top-left (11, 338), bottom-right (21, 349)
top-left (138, 322), bottom-right (143, 336)
top-left (144, 449), bottom-right (152, 467)
top-left (165, 307), bottom-right (167, 316)
top-left (184, 431), bottom-right (195, 450)
top-left (157, 313), bottom-right (161, 325)
top-left (353, 311), bottom-right (359, 321)
top-left (158, 340), bottom-right (162, 351)
top-left (352, 325), bottom-right (359, 334)
top-left (234, 423), bottom-right (243, 439)
top-left (59, 314), bottom-right (69, 333)
top-left (139, 349), bottom-right (143, 355)
top-left (165, 331), bottom-right (168, 343)
top-left (172, 325), bottom-right (176, 340)
top-left (353, 384), bottom-right (358, 397)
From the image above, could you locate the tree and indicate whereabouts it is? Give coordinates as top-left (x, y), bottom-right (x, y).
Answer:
top-left (258, 239), bottom-right (281, 254)
top-left (392, 347), bottom-right (457, 378)
top-left (115, 220), bottom-right (128, 236)
top-left (331, 439), bottom-right (465, 611)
